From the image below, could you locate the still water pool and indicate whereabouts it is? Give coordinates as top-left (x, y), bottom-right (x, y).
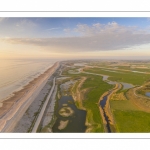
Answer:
top-left (145, 92), bottom-right (150, 97)
top-left (52, 96), bottom-right (87, 132)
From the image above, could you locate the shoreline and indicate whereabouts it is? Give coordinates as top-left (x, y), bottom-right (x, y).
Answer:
top-left (0, 61), bottom-right (60, 132)
top-left (0, 63), bottom-right (55, 103)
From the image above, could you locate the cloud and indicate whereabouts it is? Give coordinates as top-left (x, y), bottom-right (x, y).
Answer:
top-left (0, 18), bottom-right (7, 22)
top-left (47, 27), bottom-right (60, 31)
top-left (147, 18), bottom-right (150, 21)
top-left (2, 22), bottom-right (150, 52)
top-left (15, 19), bottom-right (37, 30)
top-left (11, 19), bottom-right (38, 37)
top-left (74, 22), bottom-right (139, 36)
top-left (63, 28), bottom-right (70, 32)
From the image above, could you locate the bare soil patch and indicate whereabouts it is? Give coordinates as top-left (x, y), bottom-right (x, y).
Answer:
top-left (58, 120), bottom-right (69, 130)
top-left (59, 107), bottom-right (74, 117)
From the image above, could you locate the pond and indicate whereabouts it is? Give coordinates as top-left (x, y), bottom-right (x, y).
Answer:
top-left (102, 75), bottom-right (109, 81)
top-left (52, 96), bottom-right (87, 132)
top-left (145, 92), bottom-right (150, 97)
top-left (102, 74), bottom-right (134, 90)
top-left (120, 82), bottom-right (134, 90)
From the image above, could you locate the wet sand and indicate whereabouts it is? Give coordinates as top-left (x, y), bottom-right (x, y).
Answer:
top-left (0, 61), bottom-right (60, 132)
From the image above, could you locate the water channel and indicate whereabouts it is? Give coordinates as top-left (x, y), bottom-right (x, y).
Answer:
top-left (100, 91), bottom-right (112, 132)
top-left (99, 75), bottom-right (133, 132)
top-left (53, 71), bottom-right (134, 133)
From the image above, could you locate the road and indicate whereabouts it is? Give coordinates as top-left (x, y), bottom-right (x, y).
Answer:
top-left (0, 62), bottom-right (59, 132)
top-left (31, 77), bottom-right (56, 133)
top-left (1, 76), bottom-right (49, 132)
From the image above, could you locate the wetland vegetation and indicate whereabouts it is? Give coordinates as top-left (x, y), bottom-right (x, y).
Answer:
top-left (84, 67), bottom-right (150, 85)
top-left (50, 60), bottom-right (150, 133)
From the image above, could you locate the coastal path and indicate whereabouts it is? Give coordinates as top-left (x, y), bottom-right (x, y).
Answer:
top-left (31, 77), bottom-right (56, 133)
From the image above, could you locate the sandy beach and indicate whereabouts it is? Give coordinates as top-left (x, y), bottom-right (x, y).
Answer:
top-left (13, 76), bottom-right (53, 132)
top-left (0, 61), bottom-right (60, 132)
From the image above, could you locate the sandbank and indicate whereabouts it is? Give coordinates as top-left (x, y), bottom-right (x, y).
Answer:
top-left (0, 62), bottom-right (60, 132)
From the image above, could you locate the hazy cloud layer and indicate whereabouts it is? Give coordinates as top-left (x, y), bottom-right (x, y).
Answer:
top-left (46, 27), bottom-right (60, 31)
top-left (2, 22), bottom-right (150, 52)
top-left (0, 18), bottom-right (6, 22)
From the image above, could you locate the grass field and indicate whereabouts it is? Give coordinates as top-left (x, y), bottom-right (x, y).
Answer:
top-left (117, 66), bottom-right (150, 72)
top-left (80, 74), bottom-right (113, 132)
top-left (110, 100), bottom-right (139, 111)
top-left (63, 67), bottom-right (114, 132)
top-left (110, 100), bottom-right (150, 132)
top-left (84, 67), bottom-right (150, 85)
top-left (113, 110), bottom-right (150, 132)
top-left (61, 64), bottom-right (150, 132)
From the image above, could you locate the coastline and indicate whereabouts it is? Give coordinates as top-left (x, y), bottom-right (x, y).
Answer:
top-left (0, 61), bottom-right (60, 132)
top-left (0, 62), bottom-right (55, 103)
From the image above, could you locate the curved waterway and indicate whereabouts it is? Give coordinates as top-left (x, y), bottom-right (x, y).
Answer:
top-left (99, 75), bottom-right (133, 132)
top-left (52, 96), bottom-right (87, 132)
top-left (100, 91), bottom-right (112, 132)
top-left (57, 70), bottom-right (134, 132)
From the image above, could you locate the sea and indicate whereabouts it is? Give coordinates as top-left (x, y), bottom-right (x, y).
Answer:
top-left (0, 58), bottom-right (59, 102)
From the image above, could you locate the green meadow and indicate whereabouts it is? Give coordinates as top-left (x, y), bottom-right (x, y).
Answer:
top-left (113, 110), bottom-right (150, 132)
top-left (81, 74), bottom-right (113, 132)
top-left (110, 98), bottom-right (150, 132)
top-left (84, 68), bottom-right (150, 85)
top-left (117, 66), bottom-right (150, 73)
top-left (64, 68), bottom-right (113, 132)
top-left (61, 65), bottom-right (150, 132)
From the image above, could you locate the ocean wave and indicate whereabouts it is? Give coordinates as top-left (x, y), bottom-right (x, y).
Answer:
top-left (0, 59), bottom-right (56, 101)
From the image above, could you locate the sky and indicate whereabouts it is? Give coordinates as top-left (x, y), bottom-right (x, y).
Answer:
top-left (1, 17), bottom-right (150, 60)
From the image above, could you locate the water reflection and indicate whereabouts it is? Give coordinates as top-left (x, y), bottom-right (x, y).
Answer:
top-left (99, 92), bottom-right (112, 132)
top-left (52, 96), bottom-right (87, 132)
top-left (145, 92), bottom-right (150, 97)
top-left (120, 82), bottom-right (134, 90)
